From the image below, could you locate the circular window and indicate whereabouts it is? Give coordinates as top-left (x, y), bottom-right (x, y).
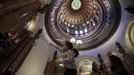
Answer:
top-left (45, 0), bottom-right (121, 50)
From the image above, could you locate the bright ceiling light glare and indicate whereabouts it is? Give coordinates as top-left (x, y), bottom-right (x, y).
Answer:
top-left (70, 38), bottom-right (76, 43)
top-left (75, 30), bottom-right (78, 34)
top-left (80, 30), bottom-right (83, 34)
top-left (76, 40), bottom-right (83, 44)
top-left (67, 28), bottom-right (70, 32)
top-left (71, 0), bottom-right (82, 10)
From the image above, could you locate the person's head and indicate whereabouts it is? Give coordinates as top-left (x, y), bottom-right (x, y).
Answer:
top-left (63, 41), bottom-right (73, 49)
top-left (115, 42), bottom-right (122, 48)
top-left (115, 42), bottom-right (126, 54)
top-left (98, 53), bottom-right (103, 64)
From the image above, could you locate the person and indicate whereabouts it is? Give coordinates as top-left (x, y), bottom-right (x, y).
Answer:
top-left (34, 28), bottom-right (42, 39)
top-left (107, 52), bottom-right (129, 75)
top-left (54, 41), bottom-right (79, 75)
top-left (98, 53), bottom-right (112, 75)
top-left (115, 42), bottom-right (134, 75)
top-left (91, 62), bottom-right (101, 75)
top-left (115, 42), bottom-right (126, 54)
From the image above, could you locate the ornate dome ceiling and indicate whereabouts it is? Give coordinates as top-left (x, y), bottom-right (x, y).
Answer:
top-left (56, 0), bottom-right (103, 37)
top-left (45, 0), bottom-right (121, 50)
top-left (58, 0), bottom-right (95, 25)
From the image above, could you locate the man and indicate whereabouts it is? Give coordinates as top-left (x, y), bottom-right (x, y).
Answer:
top-left (108, 52), bottom-right (129, 75)
top-left (54, 41), bottom-right (79, 75)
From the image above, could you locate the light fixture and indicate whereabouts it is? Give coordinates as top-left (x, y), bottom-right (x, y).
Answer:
top-left (76, 40), bottom-right (82, 44)
top-left (70, 38), bottom-right (76, 43)
top-left (70, 38), bottom-right (83, 49)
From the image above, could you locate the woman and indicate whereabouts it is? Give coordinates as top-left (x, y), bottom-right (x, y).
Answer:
top-left (55, 41), bottom-right (79, 75)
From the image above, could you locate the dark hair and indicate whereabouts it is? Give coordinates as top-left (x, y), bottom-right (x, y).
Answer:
top-left (65, 41), bottom-right (73, 49)
top-left (65, 41), bottom-right (79, 57)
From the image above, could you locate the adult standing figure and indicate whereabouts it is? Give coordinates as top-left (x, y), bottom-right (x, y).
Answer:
top-left (107, 52), bottom-right (129, 75)
top-left (98, 53), bottom-right (112, 75)
top-left (54, 41), bottom-right (79, 75)
top-left (115, 42), bottom-right (134, 75)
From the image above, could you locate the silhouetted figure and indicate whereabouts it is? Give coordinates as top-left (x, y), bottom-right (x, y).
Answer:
top-left (91, 62), bottom-right (100, 75)
top-left (98, 53), bottom-right (103, 64)
top-left (115, 42), bottom-right (126, 54)
top-left (115, 42), bottom-right (134, 75)
top-left (108, 52), bottom-right (129, 75)
top-left (125, 6), bottom-right (134, 14)
top-left (53, 41), bottom-right (79, 75)
top-left (98, 53), bottom-right (112, 75)
top-left (34, 28), bottom-right (42, 39)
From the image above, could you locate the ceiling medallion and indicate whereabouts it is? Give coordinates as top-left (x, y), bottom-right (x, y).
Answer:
top-left (71, 0), bottom-right (82, 10)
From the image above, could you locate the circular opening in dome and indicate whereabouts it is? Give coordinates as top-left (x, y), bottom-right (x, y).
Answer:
top-left (71, 0), bottom-right (82, 10)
